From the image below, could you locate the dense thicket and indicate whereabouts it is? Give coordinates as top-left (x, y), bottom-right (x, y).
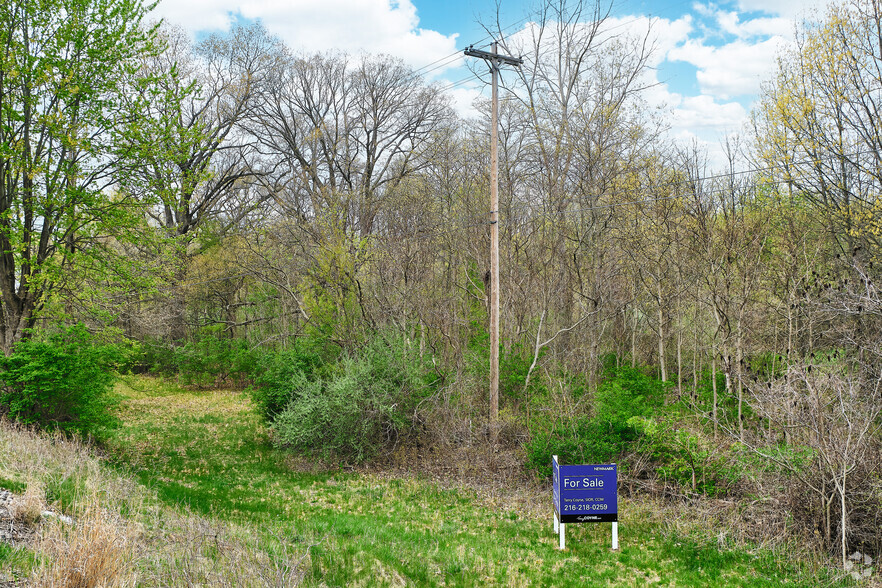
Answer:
top-left (1, 0), bottom-right (881, 568)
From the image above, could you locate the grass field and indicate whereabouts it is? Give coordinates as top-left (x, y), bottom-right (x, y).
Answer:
top-left (91, 375), bottom-right (848, 587)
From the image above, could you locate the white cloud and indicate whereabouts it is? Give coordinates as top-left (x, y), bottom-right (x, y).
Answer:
top-left (150, 0), bottom-right (460, 75)
top-left (502, 12), bottom-right (693, 74)
top-left (668, 36), bottom-right (784, 99)
top-left (151, 0), bottom-right (239, 31)
top-left (734, 0), bottom-right (826, 19)
top-left (604, 14), bottom-right (694, 67)
top-left (716, 11), bottom-right (792, 38)
top-left (447, 85), bottom-right (484, 120)
top-left (673, 95), bottom-right (748, 130)
top-left (144, 0), bottom-right (811, 171)
top-left (693, 2), bottom-right (717, 18)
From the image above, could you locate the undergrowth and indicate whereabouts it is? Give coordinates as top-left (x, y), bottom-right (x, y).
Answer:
top-left (97, 375), bottom-right (853, 586)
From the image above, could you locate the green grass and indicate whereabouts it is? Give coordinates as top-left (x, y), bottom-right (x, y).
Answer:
top-left (105, 375), bottom-right (848, 587)
top-left (0, 542), bottom-right (39, 583)
top-left (0, 473), bottom-right (26, 493)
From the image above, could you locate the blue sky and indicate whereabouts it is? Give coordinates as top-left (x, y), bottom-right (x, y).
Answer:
top-left (151, 0), bottom-right (829, 167)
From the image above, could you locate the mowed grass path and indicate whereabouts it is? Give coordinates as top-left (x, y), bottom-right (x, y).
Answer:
top-left (106, 376), bottom-right (841, 587)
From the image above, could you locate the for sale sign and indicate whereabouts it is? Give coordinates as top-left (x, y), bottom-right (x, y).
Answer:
top-left (552, 457), bottom-right (617, 523)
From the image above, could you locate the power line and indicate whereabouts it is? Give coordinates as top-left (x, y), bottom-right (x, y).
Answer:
top-left (381, 148), bottom-right (882, 244)
top-left (497, 151), bottom-right (879, 220)
top-left (120, 156), bottom-right (878, 294)
top-left (435, 7), bottom-right (674, 100)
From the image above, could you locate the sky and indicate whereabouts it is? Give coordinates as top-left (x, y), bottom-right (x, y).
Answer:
top-left (149, 0), bottom-right (831, 169)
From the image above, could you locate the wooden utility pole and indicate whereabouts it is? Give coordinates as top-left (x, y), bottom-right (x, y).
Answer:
top-left (464, 42), bottom-right (522, 438)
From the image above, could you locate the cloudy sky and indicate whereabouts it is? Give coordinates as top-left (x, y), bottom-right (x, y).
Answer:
top-left (150, 0), bottom-right (830, 167)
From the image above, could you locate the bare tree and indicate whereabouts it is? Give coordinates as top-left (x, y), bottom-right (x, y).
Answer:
top-left (250, 51), bottom-right (451, 236)
top-left (748, 366), bottom-right (881, 565)
top-left (119, 23), bottom-right (277, 241)
top-left (482, 0), bottom-right (657, 387)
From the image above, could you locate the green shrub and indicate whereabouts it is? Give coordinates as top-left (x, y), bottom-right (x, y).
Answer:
top-left (499, 344), bottom-right (547, 402)
top-left (174, 327), bottom-right (259, 388)
top-left (138, 337), bottom-right (178, 376)
top-left (691, 369), bottom-right (749, 426)
top-left (112, 338), bottom-right (145, 375)
top-left (249, 340), bottom-right (328, 420)
top-left (628, 416), bottom-right (740, 496)
top-left (0, 324), bottom-right (122, 438)
top-left (139, 328), bottom-right (262, 388)
top-left (525, 366), bottom-right (666, 477)
top-left (270, 334), bottom-right (437, 462)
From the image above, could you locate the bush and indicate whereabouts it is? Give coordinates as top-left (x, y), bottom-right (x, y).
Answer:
top-left (174, 327), bottom-right (260, 388)
top-left (628, 416), bottom-right (739, 496)
top-left (137, 337), bottom-right (177, 376)
top-left (138, 328), bottom-right (262, 388)
top-left (0, 324), bottom-right (123, 438)
top-left (249, 340), bottom-right (327, 420)
top-left (525, 366), bottom-right (666, 477)
top-left (270, 334), bottom-right (437, 462)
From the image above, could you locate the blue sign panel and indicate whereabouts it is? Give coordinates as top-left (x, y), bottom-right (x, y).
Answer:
top-left (553, 461), bottom-right (617, 523)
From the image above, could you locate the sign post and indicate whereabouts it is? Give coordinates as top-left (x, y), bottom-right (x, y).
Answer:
top-left (552, 456), bottom-right (618, 550)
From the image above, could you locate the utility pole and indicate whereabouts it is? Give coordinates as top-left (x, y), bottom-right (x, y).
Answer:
top-left (464, 42), bottom-right (522, 440)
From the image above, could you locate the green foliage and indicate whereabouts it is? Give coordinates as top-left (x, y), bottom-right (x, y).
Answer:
top-left (0, 474), bottom-right (26, 493)
top-left (137, 337), bottom-right (177, 375)
top-left (692, 369), bottom-right (740, 423)
top-left (249, 339), bottom-right (329, 420)
top-left (0, 324), bottom-right (122, 438)
top-left (525, 366), bottom-right (666, 477)
top-left (732, 442), bottom-right (817, 476)
top-left (173, 327), bottom-right (259, 388)
top-left (464, 261), bottom-right (489, 348)
top-left (748, 352), bottom-right (788, 380)
top-left (0, 542), bottom-right (38, 582)
top-left (138, 327), bottom-right (263, 388)
top-left (594, 366), bottom-right (667, 424)
top-left (499, 344), bottom-right (546, 402)
top-left (629, 417), bottom-right (740, 497)
top-left (44, 473), bottom-right (86, 515)
top-left (0, 0), bottom-right (161, 350)
top-left (270, 333), bottom-right (438, 462)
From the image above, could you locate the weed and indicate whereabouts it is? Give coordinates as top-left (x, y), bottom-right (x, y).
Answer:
top-left (10, 480), bottom-right (44, 525)
top-left (105, 376), bottom-right (849, 587)
top-left (32, 498), bottom-right (137, 588)
top-left (0, 474), bottom-right (26, 493)
top-left (0, 542), bottom-right (38, 583)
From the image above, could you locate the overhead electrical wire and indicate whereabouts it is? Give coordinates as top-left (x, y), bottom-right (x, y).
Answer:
top-left (142, 152), bottom-right (878, 291)
top-left (381, 149), bottom-right (882, 245)
top-left (138, 2), bottom-right (858, 290)
top-left (502, 149), bottom-right (882, 219)
top-left (430, 0), bottom-right (734, 98)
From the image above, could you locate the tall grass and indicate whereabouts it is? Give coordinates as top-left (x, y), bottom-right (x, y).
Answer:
top-left (101, 376), bottom-right (850, 587)
top-left (0, 417), bottom-right (310, 586)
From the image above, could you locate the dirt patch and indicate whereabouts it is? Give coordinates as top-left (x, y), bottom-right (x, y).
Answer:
top-left (0, 487), bottom-right (34, 587)
top-left (0, 488), bottom-right (36, 548)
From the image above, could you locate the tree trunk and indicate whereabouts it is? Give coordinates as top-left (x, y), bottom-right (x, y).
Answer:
top-left (657, 282), bottom-right (666, 382)
top-left (736, 312), bottom-right (744, 441)
top-left (840, 472), bottom-right (847, 568)
top-left (631, 306), bottom-right (638, 369)
top-left (712, 347), bottom-right (718, 440)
